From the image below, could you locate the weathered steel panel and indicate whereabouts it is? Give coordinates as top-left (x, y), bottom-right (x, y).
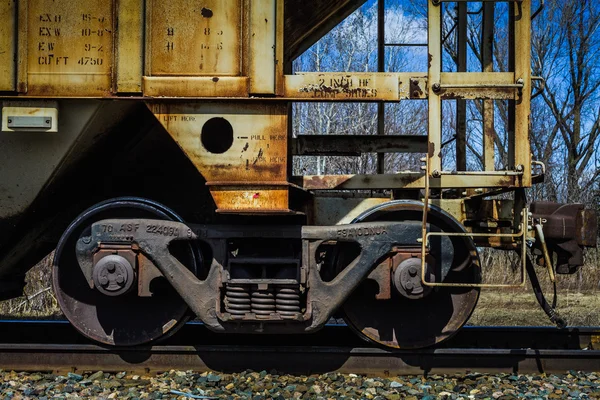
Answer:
top-left (297, 174), bottom-right (516, 191)
top-left (439, 72), bottom-right (519, 100)
top-left (427, 1), bottom-right (442, 174)
top-left (25, 0), bottom-right (114, 96)
top-left (211, 187), bottom-right (289, 213)
top-left (292, 135), bottom-right (428, 156)
top-left (514, 0), bottom-right (532, 186)
top-left (143, 76), bottom-right (249, 97)
top-left (248, 0), bottom-right (276, 94)
top-left (116, 0), bottom-right (144, 93)
top-left (285, 73), bottom-right (399, 100)
top-left (0, 0), bottom-right (16, 91)
top-left (147, 0), bottom-right (242, 77)
top-left (148, 102), bottom-right (289, 212)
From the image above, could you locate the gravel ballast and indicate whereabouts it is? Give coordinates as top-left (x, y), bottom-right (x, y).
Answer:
top-left (0, 370), bottom-right (599, 399)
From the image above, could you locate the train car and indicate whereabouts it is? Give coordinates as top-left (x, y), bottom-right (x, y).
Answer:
top-left (0, 0), bottom-right (596, 348)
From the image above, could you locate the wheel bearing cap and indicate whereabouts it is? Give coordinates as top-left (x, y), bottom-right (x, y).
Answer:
top-left (92, 255), bottom-right (135, 296)
top-left (393, 258), bottom-right (435, 300)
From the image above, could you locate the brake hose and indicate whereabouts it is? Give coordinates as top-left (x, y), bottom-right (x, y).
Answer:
top-left (523, 248), bottom-right (566, 328)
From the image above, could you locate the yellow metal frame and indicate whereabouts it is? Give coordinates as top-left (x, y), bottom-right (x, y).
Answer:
top-left (415, 0), bottom-right (533, 288)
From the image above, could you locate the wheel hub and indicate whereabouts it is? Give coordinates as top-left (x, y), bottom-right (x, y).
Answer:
top-left (93, 255), bottom-right (135, 296)
top-left (393, 258), bottom-right (434, 300)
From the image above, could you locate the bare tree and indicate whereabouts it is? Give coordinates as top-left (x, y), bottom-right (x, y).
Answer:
top-left (532, 0), bottom-right (600, 202)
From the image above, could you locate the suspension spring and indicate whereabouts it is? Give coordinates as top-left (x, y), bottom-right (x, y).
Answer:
top-left (276, 287), bottom-right (302, 319)
top-left (251, 288), bottom-right (276, 319)
top-left (224, 285), bottom-right (251, 317)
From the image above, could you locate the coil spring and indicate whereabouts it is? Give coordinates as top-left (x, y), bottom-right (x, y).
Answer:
top-left (251, 288), bottom-right (276, 318)
top-left (224, 285), bottom-right (251, 317)
top-left (276, 287), bottom-right (301, 319)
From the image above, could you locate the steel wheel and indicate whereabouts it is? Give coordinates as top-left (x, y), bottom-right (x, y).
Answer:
top-left (53, 197), bottom-right (200, 346)
top-left (341, 200), bottom-right (481, 349)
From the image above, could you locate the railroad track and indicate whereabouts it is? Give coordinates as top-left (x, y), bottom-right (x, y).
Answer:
top-left (0, 321), bottom-right (599, 375)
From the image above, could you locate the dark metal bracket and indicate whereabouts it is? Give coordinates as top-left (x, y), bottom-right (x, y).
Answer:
top-left (76, 219), bottom-right (451, 334)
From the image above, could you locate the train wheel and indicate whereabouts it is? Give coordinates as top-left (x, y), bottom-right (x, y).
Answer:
top-left (53, 197), bottom-right (200, 346)
top-left (342, 200), bottom-right (481, 349)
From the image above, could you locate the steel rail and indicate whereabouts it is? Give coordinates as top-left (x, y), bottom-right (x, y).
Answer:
top-left (0, 343), bottom-right (599, 376)
top-left (0, 322), bottom-right (598, 375)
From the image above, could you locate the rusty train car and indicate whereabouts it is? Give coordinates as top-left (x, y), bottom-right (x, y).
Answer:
top-left (0, 0), bottom-right (596, 348)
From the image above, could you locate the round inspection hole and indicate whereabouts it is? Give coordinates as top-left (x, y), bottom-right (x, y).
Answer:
top-left (201, 117), bottom-right (234, 154)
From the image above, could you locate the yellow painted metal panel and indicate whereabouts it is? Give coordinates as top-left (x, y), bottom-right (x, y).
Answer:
top-left (26, 0), bottom-right (114, 96)
top-left (298, 173), bottom-right (516, 191)
top-left (116, 0), bottom-right (143, 93)
top-left (147, 0), bottom-right (242, 76)
top-left (148, 101), bottom-right (289, 212)
top-left (143, 76), bottom-right (249, 97)
top-left (211, 187), bottom-right (289, 213)
top-left (285, 73), bottom-right (399, 100)
top-left (148, 102), bottom-right (287, 183)
top-left (427, 1), bottom-right (442, 173)
top-left (248, 0), bottom-right (276, 94)
top-left (514, 0), bottom-right (532, 186)
top-left (0, 0), bottom-right (16, 91)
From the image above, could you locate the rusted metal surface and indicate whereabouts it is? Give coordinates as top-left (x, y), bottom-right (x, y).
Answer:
top-left (438, 73), bottom-right (520, 100)
top-left (0, 0), bottom-right (16, 92)
top-left (210, 186), bottom-right (290, 213)
top-left (297, 173), bottom-right (516, 190)
top-left (148, 101), bottom-right (288, 212)
top-left (146, 0), bottom-right (242, 77)
top-left (403, 76), bottom-right (427, 99)
top-left (82, 217), bottom-right (427, 335)
top-left (513, 0), bottom-right (532, 186)
top-left (427, 0), bottom-right (442, 175)
top-left (462, 199), bottom-right (515, 248)
top-left (142, 77), bottom-right (249, 97)
top-left (248, 0), bottom-right (277, 95)
top-left (25, 0), bottom-right (114, 96)
top-left (116, 0), bottom-right (144, 93)
top-left (531, 202), bottom-right (598, 274)
top-left (482, 2), bottom-right (495, 171)
top-left (292, 135), bottom-right (428, 156)
top-left (285, 73), bottom-right (399, 100)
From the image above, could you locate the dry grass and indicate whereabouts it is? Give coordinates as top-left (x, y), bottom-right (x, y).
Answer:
top-left (0, 253), bottom-right (61, 319)
top-left (469, 290), bottom-right (600, 326)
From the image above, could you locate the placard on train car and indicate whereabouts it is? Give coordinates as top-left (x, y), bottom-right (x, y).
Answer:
top-left (143, 0), bottom-right (281, 97)
top-left (0, 0), bottom-right (281, 97)
top-left (24, 0), bottom-right (114, 96)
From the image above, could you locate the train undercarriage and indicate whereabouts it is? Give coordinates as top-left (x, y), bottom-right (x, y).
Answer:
top-left (0, 0), bottom-right (598, 349)
top-left (48, 193), bottom-right (594, 349)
